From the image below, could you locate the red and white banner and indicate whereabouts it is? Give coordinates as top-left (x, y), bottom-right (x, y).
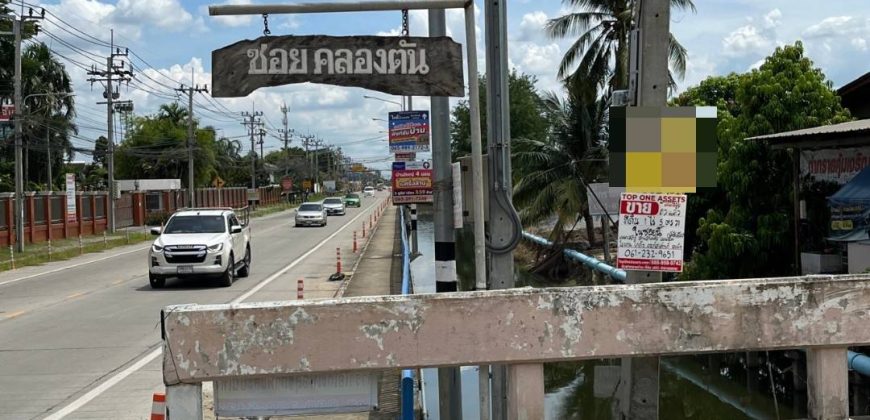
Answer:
top-left (616, 192), bottom-right (687, 273)
top-left (801, 147), bottom-right (870, 185)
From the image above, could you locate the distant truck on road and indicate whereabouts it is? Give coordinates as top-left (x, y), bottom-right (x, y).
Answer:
top-left (148, 208), bottom-right (252, 289)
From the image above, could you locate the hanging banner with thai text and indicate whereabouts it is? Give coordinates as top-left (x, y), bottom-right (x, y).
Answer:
top-left (800, 147), bottom-right (870, 185)
top-left (392, 161), bottom-right (432, 204)
top-left (212, 35), bottom-right (464, 97)
top-left (65, 173), bottom-right (77, 223)
top-left (617, 192), bottom-right (687, 272)
top-left (389, 111), bottom-right (429, 153)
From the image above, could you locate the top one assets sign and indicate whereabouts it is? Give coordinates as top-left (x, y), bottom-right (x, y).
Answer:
top-left (212, 35), bottom-right (465, 98)
top-left (616, 192), bottom-right (687, 273)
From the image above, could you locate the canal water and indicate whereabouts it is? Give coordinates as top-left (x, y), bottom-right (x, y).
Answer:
top-left (410, 208), bottom-right (809, 419)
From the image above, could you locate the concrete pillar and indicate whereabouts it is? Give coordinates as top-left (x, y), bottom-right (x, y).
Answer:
top-left (166, 383), bottom-right (203, 420)
top-left (26, 193), bottom-right (35, 244)
top-left (91, 194), bottom-right (97, 233)
top-left (806, 347), bottom-right (848, 419)
top-left (507, 364), bottom-right (544, 420)
top-left (6, 196), bottom-right (14, 246)
top-left (44, 193), bottom-right (51, 241)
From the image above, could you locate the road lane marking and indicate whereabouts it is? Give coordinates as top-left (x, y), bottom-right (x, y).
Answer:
top-left (232, 198), bottom-right (384, 304)
top-left (42, 347), bottom-right (162, 420)
top-left (66, 292), bottom-right (85, 300)
top-left (112, 279), bottom-right (124, 285)
top-left (0, 246), bottom-right (150, 288)
top-left (42, 197), bottom-right (387, 419)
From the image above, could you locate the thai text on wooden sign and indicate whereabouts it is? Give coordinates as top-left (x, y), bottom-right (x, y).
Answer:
top-left (212, 35), bottom-right (464, 97)
top-left (617, 192), bottom-right (687, 272)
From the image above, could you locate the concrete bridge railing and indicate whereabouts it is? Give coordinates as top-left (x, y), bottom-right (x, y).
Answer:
top-left (161, 274), bottom-right (870, 419)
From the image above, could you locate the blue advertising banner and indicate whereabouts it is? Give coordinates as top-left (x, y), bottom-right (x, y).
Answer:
top-left (389, 111), bottom-right (430, 153)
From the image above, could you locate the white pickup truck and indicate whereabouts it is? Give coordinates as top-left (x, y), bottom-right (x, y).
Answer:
top-left (148, 208), bottom-right (252, 289)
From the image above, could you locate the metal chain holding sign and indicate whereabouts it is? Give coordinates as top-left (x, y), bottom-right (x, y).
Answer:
top-left (401, 9), bottom-right (409, 37)
top-left (262, 13), bottom-right (271, 36)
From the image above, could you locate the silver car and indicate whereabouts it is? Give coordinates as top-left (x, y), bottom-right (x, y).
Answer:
top-left (295, 202), bottom-right (327, 227)
top-left (322, 197), bottom-right (346, 216)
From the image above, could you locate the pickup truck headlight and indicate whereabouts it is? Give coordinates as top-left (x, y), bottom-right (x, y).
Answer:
top-left (152, 244), bottom-right (163, 252)
top-left (208, 243), bottom-right (224, 252)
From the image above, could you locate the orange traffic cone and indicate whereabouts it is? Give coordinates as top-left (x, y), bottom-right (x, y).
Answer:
top-left (151, 393), bottom-right (166, 420)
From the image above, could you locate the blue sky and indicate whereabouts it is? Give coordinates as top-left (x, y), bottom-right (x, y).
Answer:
top-left (24, 0), bottom-right (870, 174)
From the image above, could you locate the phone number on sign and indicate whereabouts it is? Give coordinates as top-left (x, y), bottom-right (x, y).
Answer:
top-left (621, 248), bottom-right (678, 259)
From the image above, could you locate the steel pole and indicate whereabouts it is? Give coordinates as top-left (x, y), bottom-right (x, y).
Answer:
top-left (187, 87), bottom-right (196, 207)
top-left (618, 0), bottom-right (670, 418)
top-left (46, 125), bottom-right (51, 189)
top-left (430, 8), bottom-right (462, 418)
top-left (13, 19), bottom-right (24, 252)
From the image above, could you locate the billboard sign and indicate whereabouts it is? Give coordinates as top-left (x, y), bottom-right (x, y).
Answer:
top-left (395, 152), bottom-right (416, 162)
top-left (392, 161), bottom-right (432, 204)
top-left (388, 111), bottom-right (429, 153)
top-left (65, 173), bottom-right (77, 222)
top-left (616, 192), bottom-right (687, 272)
top-left (0, 104), bottom-right (13, 122)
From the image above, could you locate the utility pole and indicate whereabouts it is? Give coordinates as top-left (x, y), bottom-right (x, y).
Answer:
top-left (617, 0), bottom-right (670, 418)
top-left (241, 108), bottom-right (263, 193)
top-left (175, 71), bottom-right (208, 208)
top-left (279, 103), bottom-right (294, 176)
top-left (313, 137), bottom-right (324, 187)
top-left (258, 128), bottom-right (265, 159)
top-left (427, 7), bottom-right (463, 419)
top-left (483, 0), bottom-right (540, 417)
top-left (88, 29), bottom-right (132, 233)
top-left (5, 6), bottom-right (45, 252)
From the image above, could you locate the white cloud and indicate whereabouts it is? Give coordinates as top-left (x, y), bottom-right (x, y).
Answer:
top-left (803, 16), bottom-right (869, 38)
top-left (518, 11), bottom-right (548, 42)
top-left (111, 0), bottom-right (193, 31)
top-left (763, 9), bottom-right (782, 29)
top-left (722, 24), bottom-right (774, 57)
top-left (852, 38), bottom-right (868, 51)
top-left (678, 54), bottom-right (717, 93)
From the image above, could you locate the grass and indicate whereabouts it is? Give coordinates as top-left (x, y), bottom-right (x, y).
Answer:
top-left (0, 197), bottom-right (334, 273)
top-left (0, 231), bottom-right (152, 272)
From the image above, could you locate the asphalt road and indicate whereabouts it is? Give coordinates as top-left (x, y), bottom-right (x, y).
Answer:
top-left (0, 192), bottom-right (389, 420)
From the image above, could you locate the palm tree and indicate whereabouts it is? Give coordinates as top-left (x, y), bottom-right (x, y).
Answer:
top-left (20, 42), bottom-right (77, 189)
top-left (512, 80), bottom-right (609, 251)
top-left (546, 0), bottom-right (695, 92)
top-left (157, 102), bottom-right (189, 125)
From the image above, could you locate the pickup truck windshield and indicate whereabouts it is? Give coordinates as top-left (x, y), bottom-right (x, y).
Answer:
top-left (163, 215), bottom-right (226, 234)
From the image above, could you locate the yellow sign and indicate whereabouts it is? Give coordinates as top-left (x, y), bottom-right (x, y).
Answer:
top-left (212, 176), bottom-right (225, 188)
top-left (302, 180), bottom-right (312, 189)
top-left (832, 220), bottom-right (854, 231)
top-left (352, 163), bottom-right (366, 173)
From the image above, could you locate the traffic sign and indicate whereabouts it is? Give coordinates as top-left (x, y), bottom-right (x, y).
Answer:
top-left (212, 176), bottom-right (226, 188)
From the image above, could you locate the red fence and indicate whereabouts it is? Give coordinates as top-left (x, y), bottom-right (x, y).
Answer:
top-left (0, 186), bottom-right (283, 247)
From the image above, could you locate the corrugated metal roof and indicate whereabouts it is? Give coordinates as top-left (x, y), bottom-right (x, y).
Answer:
top-left (748, 119), bottom-right (870, 141)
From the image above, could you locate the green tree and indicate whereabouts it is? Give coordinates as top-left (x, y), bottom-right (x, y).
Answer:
top-left (546, 0), bottom-right (695, 91)
top-left (450, 71), bottom-right (550, 158)
top-left (115, 105), bottom-right (217, 188)
top-left (93, 136), bottom-right (109, 167)
top-left (512, 81), bottom-right (608, 247)
top-left (682, 42), bottom-right (851, 280)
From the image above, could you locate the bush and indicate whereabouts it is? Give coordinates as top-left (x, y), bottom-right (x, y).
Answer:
top-left (145, 211), bottom-right (170, 226)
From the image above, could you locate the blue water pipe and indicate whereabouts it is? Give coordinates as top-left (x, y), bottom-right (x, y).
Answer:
top-left (523, 231), bottom-right (870, 378)
top-left (521, 231), bottom-right (626, 282)
top-left (399, 206), bottom-right (414, 419)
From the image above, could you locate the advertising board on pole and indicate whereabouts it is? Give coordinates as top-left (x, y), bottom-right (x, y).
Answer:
top-left (616, 192), bottom-right (687, 272)
top-left (389, 111), bottom-right (429, 153)
top-left (391, 161), bottom-right (432, 204)
top-left (65, 173), bottom-right (77, 222)
top-left (394, 152), bottom-right (416, 162)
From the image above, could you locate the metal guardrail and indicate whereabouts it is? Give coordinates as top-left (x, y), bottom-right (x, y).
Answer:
top-left (521, 231), bottom-right (627, 281)
top-left (398, 206), bottom-right (414, 419)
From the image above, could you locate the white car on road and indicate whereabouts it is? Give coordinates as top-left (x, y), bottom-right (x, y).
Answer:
top-left (148, 208), bottom-right (251, 288)
top-left (322, 197), bottom-right (346, 216)
top-left (363, 186), bottom-right (375, 197)
top-left (295, 202), bottom-right (328, 227)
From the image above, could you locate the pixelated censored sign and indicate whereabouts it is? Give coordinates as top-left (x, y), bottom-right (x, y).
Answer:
top-left (609, 106), bottom-right (717, 193)
top-left (617, 192), bottom-right (687, 272)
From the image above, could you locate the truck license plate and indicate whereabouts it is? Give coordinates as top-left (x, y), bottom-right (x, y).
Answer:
top-left (177, 265), bottom-right (194, 274)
